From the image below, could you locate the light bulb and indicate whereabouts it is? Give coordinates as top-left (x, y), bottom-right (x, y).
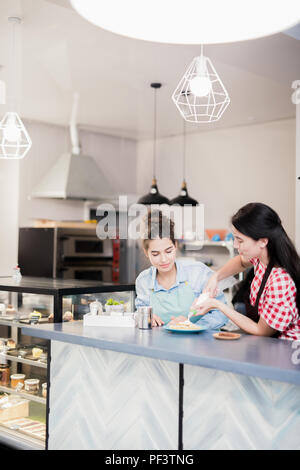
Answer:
top-left (3, 116), bottom-right (21, 143)
top-left (189, 76), bottom-right (212, 97)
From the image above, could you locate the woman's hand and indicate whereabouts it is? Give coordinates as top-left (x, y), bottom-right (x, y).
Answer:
top-left (190, 298), bottom-right (218, 317)
top-left (152, 314), bottom-right (165, 327)
top-left (203, 272), bottom-right (219, 297)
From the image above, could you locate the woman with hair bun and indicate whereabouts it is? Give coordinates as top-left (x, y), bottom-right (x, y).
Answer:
top-left (135, 210), bottom-right (227, 328)
top-left (194, 202), bottom-right (300, 340)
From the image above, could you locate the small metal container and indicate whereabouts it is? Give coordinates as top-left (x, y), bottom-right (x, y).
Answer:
top-left (137, 306), bottom-right (153, 330)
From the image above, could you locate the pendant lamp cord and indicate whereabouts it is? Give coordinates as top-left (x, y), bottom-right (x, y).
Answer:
top-left (11, 19), bottom-right (16, 110)
top-left (183, 119), bottom-right (186, 183)
top-left (9, 17), bottom-right (20, 111)
top-left (153, 86), bottom-right (157, 179)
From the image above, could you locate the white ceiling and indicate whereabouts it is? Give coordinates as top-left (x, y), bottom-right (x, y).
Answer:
top-left (0, 0), bottom-right (299, 140)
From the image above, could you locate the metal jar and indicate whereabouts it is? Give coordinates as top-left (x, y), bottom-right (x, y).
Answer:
top-left (137, 306), bottom-right (153, 330)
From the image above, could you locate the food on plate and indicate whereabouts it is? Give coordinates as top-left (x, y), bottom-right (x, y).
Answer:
top-left (168, 320), bottom-right (201, 330)
top-left (6, 305), bottom-right (16, 315)
top-left (6, 339), bottom-right (16, 349)
top-left (29, 310), bottom-right (42, 319)
top-left (63, 311), bottom-right (73, 322)
top-left (29, 311), bottom-right (42, 323)
top-left (32, 348), bottom-right (43, 358)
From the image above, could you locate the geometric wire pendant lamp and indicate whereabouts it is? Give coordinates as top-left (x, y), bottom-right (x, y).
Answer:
top-left (170, 120), bottom-right (198, 206)
top-left (0, 17), bottom-right (32, 159)
top-left (172, 46), bottom-right (230, 123)
top-left (138, 83), bottom-right (170, 205)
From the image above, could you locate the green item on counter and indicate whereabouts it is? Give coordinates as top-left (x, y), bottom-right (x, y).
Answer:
top-left (106, 298), bottom-right (123, 306)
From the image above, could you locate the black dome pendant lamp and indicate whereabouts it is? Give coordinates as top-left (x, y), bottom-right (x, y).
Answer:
top-left (170, 120), bottom-right (198, 206)
top-left (138, 83), bottom-right (170, 205)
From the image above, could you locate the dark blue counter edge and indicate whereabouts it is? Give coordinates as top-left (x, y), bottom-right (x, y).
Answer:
top-left (22, 326), bottom-right (300, 387)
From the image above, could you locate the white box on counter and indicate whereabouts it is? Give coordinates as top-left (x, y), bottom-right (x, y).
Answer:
top-left (83, 313), bottom-right (136, 327)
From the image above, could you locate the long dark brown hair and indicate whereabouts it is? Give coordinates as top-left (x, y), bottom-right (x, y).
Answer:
top-left (232, 202), bottom-right (300, 308)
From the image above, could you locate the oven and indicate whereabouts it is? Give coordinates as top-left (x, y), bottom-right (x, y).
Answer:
top-left (61, 264), bottom-right (113, 282)
top-left (19, 227), bottom-right (115, 282)
top-left (61, 235), bottom-right (113, 258)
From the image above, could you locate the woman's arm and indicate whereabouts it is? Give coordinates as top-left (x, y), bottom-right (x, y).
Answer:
top-left (204, 255), bottom-right (252, 296)
top-left (195, 298), bottom-right (276, 337)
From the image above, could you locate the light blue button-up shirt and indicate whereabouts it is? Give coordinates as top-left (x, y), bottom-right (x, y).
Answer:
top-left (135, 259), bottom-right (228, 330)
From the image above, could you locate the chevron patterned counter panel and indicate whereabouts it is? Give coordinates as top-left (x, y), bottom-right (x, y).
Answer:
top-left (48, 341), bottom-right (179, 450)
top-left (183, 365), bottom-right (300, 450)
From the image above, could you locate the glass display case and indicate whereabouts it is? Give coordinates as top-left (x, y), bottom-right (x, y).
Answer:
top-left (0, 277), bottom-right (135, 449)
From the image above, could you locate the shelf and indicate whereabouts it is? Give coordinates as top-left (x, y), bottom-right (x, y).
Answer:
top-left (0, 352), bottom-right (47, 369)
top-left (0, 424), bottom-right (45, 450)
top-left (182, 240), bottom-right (234, 249)
top-left (0, 276), bottom-right (135, 295)
top-left (0, 317), bottom-right (49, 328)
top-left (0, 385), bottom-right (46, 405)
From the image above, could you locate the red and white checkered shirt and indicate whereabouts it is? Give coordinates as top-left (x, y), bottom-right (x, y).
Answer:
top-left (249, 258), bottom-right (300, 340)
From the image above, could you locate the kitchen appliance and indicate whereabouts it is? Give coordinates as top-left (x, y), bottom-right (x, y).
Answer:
top-left (18, 225), bottom-right (124, 282)
top-left (31, 93), bottom-right (114, 200)
top-left (60, 264), bottom-right (113, 282)
top-left (62, 235), bottom-right (113, 258)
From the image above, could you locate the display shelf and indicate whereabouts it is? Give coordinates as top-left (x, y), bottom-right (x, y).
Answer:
top-left (0, 277), bottom-right (136, 450)
top-left (0, 385), bottom-right (46, 405)
top-left (0, 424), bottom-right (45, 450)
top-left (179, 239), bottom-right (243, 290)
top-left (0, 317), bottom-right (49, 328)
top-left (0, 351), bottom-right (47, 369)
top-left (182, 239), bottom-right (235, 256)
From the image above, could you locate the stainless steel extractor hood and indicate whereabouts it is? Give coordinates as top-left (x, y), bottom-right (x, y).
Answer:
top-left (31, 152), bottom-right (114, 200)
top-left (31, 93), bottom-right (114, 200)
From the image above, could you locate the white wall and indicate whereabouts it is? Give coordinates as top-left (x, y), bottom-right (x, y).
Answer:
top-left (0, 120), bottom-right (137, 275)
top-left (18, 120), bottom-right (137, 227)
top-left (137, 118), bottom-right (296, 240)
top-left (0, 160), bottom-right (20, 276)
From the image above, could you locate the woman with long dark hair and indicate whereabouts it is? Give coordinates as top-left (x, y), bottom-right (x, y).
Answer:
top-left (193, 202), bottom-right (300, 340)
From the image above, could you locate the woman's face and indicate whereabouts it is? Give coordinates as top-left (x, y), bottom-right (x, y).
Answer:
top-left (145, 238), bottom-right (177, 273)
top-left (232, 226), bottom-right (268, 261)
